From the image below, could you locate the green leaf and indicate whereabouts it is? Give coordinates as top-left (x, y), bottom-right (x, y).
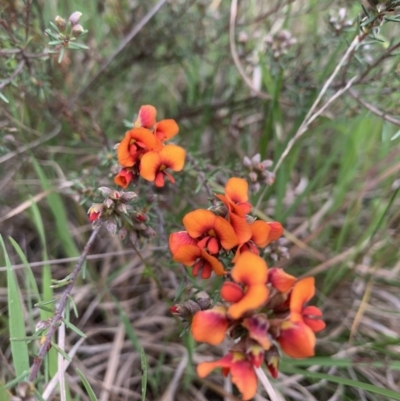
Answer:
top-left (0, 92), bottom-right (9, 103)
top-left (281, 367), bottom-right (400, 399)
top-left (0, 235), bottom-right (30, 376)
top-left (51, 342), bottom-right (71, 361)
top-left (69, 42), bottom-right (90, 50)
top-left (0, 383), bottom-right (10, 401)
top-left (391, 129), bottom-right (400, 141)
top-left (76, 368), bottom-right (99, 401)
top-left (141, 348), bottom-right (148, 401)
top-left (63, 319), bottom-right (87, 338)
top-left (48, 40), bottom-right (64, 45)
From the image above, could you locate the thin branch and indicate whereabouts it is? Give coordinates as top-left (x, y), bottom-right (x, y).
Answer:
top-left (237, 0), bottom-right (295, 26)
top-left (0, 60), bottom-right (26, 90)
top-left (68, 0), bottom-right (169, 107)
top-left (0, 120), bottom-right (61, 164)
top-left (272, 32), bottom-right (367, 175)
top-left (28, 225), bottom-right (101, 383)
top-left (355, 40), bottom-right (400, 85)
top-left (349, 89), bottom-right (400, 126)
top-left (25, 0), bottom-right (31, 43)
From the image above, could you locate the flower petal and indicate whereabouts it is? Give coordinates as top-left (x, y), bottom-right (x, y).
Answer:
top-left (290, 277), bottom-right (315, 314)
top-left (278, 320), bottom-right (316, 358)
top-left (183, 209), bottom-right (217, 238)
top-left (267, 221), bottom-right (284, 242)
top-left (221, 282), bottom-right (244, 303)
top-left (169, 231), bottom-right (197, 255)
top-left (228, 284), bottom-right (269, 320)
top-left (118, 128), bottom-right (161, 167)
top-left (157, 144), bottom-right (186, 171)
top-left (268, 268), bottom-right (296, 293)
top-left (135, 105), bottom-right (157, 128)
top-left (302, 306), bottom-right (326, 332)
top-left (114, 168), bottom-right (134, 189)
top-left (213, 215), bottom-right (239, 250)
top-left (173, 244), bottom-right (201, 266)
top-left (225, 177), bottom-right (249, 204)
top-left (229, 353), bottom-right (258, 400)
top-left (231, 252), bottom-right (268, 286)
top-left (242, 315), bottom-right (271, 350)
top-left (229, 213), bottom-right (252, 244)
top-left (200, 250), bottom-right (225, 276)
top-left (191, 306), bottom-right (229, 345)
top-left (250, 220), bottom-right (272, 248)
top-left (139, 151), bottom-right (161, 182)
top-left (154, 119), bottom-right (179, 142)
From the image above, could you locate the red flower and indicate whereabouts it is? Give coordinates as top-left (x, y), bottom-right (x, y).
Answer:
top-left (197, 351), bottom-right (258, 401)
top-left (278, 277), bottom-right (325, 358)
top-left (140, 144), bottom-right (185, 187)
top-left (191, 306), bottom-right (230, 345)
top-left (172, 244), bottom-right (225, 279)
top-left (117, 128), bottom-right (161, 167)
top-left (221, 252), bottom-right (269, 319)
top-left (114, 168), bottom-right (134, 189)
top-left (182, 209), bottom-right (238, 253)
top-left (134, 105), bottom-right (157, 129)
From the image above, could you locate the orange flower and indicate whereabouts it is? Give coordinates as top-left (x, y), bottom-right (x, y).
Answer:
top-left (140, 144), bottom-right (186, 187)
top-left (233, 220), bottom-right (284, 262)
top-left (134, 105), bottom-right (157, 129)
top-left (191, 306), bottom-right (230, 345)
top-left (216, 177), bottom-right (252, 217)
top-left (118, 128), bottom-right (162, 167)
top-left (153, 119), bottom-right (179, 142)
top-left (172, 244), bottom-right (225, 279)
top-left (114, 168), bottom-right (134, 189)
top-left (221, 252), bottom-right (269, 319)
top-left (197, 351), bottom-right (258, 401)
top-left (278, 277), bottom-right (325, 358)
top-left (182, 209), bottom-right (238, 253)
top-left (242, 315), bottom-right (271, 351)
top-left (169, 231), bottom-right (197, 255)
top-left (268, 268), bottom-right (296, 293)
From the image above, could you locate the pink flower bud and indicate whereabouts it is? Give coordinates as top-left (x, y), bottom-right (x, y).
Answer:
top-left (69, 11), bottom-right (82, 26)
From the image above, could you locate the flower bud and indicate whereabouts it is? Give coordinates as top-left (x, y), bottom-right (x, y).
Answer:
top-left (55, 16), bottom-right (67, 32)
top-left (87, 203), bottom-right (104, 222)
top-left (249, 171), bottom-right (258, 182)
top-left (243, 156), bottom-right (252, 168)
top-left (71, 24), bottom-right (84, 37)
top-left (103, 198), bottom-right (114, 209)
top-left (120, 191), bottom-right (137, 202)
top-left (98, 186), bottom-right (112, 197)
top-left (69, 11), bottom-right (82, 26)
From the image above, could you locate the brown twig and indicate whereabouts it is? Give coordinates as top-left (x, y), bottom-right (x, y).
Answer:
top-left (355, 40), bottom-right (400, 85)
top-left (349, 88), bottom-right (400, 126)
top-left (0, 60), bottom-right (26, 90)
top-left (237, 0), bottom-right (294, 26)
top-left (28, 225), bottom-right (101, 383)
top-left (25, 0), bottom-right (31, 43)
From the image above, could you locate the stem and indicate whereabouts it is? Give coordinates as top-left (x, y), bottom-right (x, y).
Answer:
top-left (272, 32), bottom-right (367, 175)
top-left (255, 367), bottom-right (282, 401)
top-left (28, 225), bottom-right (101, 383)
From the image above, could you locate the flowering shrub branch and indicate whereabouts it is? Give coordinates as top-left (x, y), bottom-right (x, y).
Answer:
top-left (169, 178), bottom-right (325, 399)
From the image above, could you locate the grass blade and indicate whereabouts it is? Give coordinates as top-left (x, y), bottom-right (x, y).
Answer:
top-left (0, 235), bottom-right (29, 376)
top-left (76, 368), bottom-right (99, 401)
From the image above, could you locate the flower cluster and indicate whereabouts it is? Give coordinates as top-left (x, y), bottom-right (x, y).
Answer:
top-left (243, 153), bottom-right (275, 193)
top-left (114, 105), bottom-right (186, 189)
top-left (169, 177), bottom-right (325, 400)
